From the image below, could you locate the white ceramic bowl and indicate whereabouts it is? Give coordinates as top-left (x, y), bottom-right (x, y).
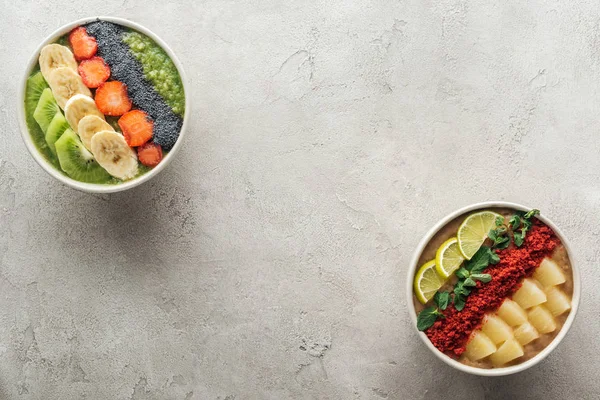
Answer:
top-left (406, 201), bottom-right (580, 376)
top-left (18, 16), bottom-right (190, 193)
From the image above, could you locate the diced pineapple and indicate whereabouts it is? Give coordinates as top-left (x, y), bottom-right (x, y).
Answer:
top-left (528, 305), bottom-right (557, 334)
top-left (497, 299), bottom-right (528, 326)
top-left (481, 314), bottom-right (514, 345)
top-left (489, 338), bottom-right (524, 367)
top-left (512, 279), bottom-right (547, 309)
top-left (513, 322), bottom-right (540, 345)
top-left (533, 258), bottom-right (566, 288)
top-left (464, 331), bottom-right (497, 361)
top-left (544, 287), bottom-right (571, 317)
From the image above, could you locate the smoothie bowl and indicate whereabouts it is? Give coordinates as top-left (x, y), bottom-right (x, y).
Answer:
top-left (407, 202), bottom-right (580, 376)
top-left (18, 17), bottom-right (189, 193)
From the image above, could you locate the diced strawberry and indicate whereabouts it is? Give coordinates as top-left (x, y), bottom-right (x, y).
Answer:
top-left (78, 57), bottom-right (110, 88)
top-left (137, 142), bottom-right (163, 167)
top-left (118, 110), bottom-right (154, 147)
top-left (95, 81), bottom-right (132, 116)
top-left (69, 27), bottom-right (97, 60)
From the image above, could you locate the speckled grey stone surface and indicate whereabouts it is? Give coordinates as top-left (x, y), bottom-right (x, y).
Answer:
top-left (1, 1), bottom-right (599, 399)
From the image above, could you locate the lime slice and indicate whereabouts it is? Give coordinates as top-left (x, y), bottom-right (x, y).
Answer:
top-left (435, 237), bottom-right (465, 278)
top-left (457, 211), bottom-right (503, 259)
top-left (413, 259), bottom-right (445, 304)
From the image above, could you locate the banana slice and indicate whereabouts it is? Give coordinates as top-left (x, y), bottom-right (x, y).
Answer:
top-left (64, 94), bottom-right (104, 131)
top-left (78, 115), bottom-right (114, 151)
top-left (39, 44), bottom-right (78, 82)
top-left (91, 131), bottom-right (138, 180)
top-left (47, 67), bottom-right (91, 109)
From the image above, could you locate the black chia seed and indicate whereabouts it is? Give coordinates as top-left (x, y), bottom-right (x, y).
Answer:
top-left (85, 20), bottom-right (183, 150)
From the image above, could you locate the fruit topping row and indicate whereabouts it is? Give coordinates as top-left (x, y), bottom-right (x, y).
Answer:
top-left (26, 22), bottom-right (181, 183)
top-left (463, 259), bottom-right (570, 366)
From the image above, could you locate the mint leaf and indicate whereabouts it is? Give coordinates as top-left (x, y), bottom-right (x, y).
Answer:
top-left (471, 262), bottom-right (488, 274)
top-left (495, 216), bottom-right (505, 226)
top-left (489, 225), bottom-right (509, 249)
top-left (417, 307), bottom-right (441, 331)
top-left (454, 281), bottom-right (471, 297)
top-left (465, 246), bottom-right (492, 272)
top-left (466, 246), bottom-right (500, 273)
top-left (455, 267), bottom-right (470, 279)
top-left (489, 250), bottom-right (500, 264)
top-left (471, 273), bottom-right (492, 283)
top-left (434, 291), bottom-right (450, 310)
top-left (524, 209), bottom-right (540, 219)
top-left (454, 295), bottom-right (466, 311)
top-left (495, 237), bottom-right (510, 249)
top-left (463, 277), bottom-right (477, 287)
top-left (515, 217), bottom-right (534, 247)
top-left (514, 231), bottom-right (524, 247)
top-left (509, 215), bottom-right (521, 230)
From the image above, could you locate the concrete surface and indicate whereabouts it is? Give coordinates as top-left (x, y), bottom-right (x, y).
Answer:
top-left (1, 0), bottom-right (599, 399)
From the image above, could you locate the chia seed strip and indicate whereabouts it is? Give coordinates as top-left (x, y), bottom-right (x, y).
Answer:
top-left (85, 20), bottom-right (183, 150)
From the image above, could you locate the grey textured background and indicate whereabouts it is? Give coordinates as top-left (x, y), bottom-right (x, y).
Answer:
top-left (1, 0), bottom-right (599, 399)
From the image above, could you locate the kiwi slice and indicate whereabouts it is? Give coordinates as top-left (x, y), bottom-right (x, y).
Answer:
top-left (55, 129), bottom-right (111, 184)
top-left (25, 72), bottom-right (48, 116)
top-left (25, 72), bottom-right (59, 166)
top-left (45, 112), bottom-right (70, 155)
top-left (33, 88), bottom-right (60, 133)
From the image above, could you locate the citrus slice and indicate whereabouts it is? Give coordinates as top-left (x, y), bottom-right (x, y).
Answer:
top-left (435, 237), bottom-right (465, 278)
top-left (413, 259), bottom-right (445, 304)
top-left (457, 211), bottom-right (503, 259)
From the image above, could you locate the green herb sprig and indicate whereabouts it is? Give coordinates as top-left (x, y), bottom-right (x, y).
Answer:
top-left (488, 216), bottom-right (510, 249)
top-left (416, 291), bottom-right (450, 331)
top-left (452, 246), bottom-right (497, 310)
top-left (508, 209), bottom-right (540, 247)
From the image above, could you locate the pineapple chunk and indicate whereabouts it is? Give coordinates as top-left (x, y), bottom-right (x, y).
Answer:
top-left (513, 322), bottom-right (540, 345)
top-left (533, 258), bottom-right (566, 288)
top-left (512, 279), bottom-right (547, 309)
top-left (544, 287), bottom-right (571, 317)
top-left (464, 331), bottom-right (497, 361)
top-left (497, 299), bottom-right (528, 326)
top-left (528, 305), bottom-right (557, 334)
top-left (490, 338), bottom-right (524, 367)
top-left (481, 314), bottom-right (514, 345)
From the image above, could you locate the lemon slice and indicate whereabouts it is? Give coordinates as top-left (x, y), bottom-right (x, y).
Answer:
top-left (435, 237), bottom-right (465, 278)
top-left (413, 259), bottom-right (445, 304)
top-left (457, 211), bottom-right (503, 259)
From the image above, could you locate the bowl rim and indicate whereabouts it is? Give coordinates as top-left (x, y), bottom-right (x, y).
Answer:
top-left (17, 16), bottom-right (190, 194)
top-left (406, 201), bottom-right (581, 377)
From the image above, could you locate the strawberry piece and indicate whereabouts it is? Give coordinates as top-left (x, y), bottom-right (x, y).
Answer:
top-left (137, 142), bottom-right (163, 167)
top-left (69, 27), bottom-right (97, 61)
top-left (118, 110), bottom-right (154, 147)
top-left (78, 57), bottom-right (110, 88)
top-left (95, 81), bottom-right (132, 116)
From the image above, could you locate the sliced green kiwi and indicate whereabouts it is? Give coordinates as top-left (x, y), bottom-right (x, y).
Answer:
top-left (25, 72), bottom-right (48, 116)
top-left (55, 129), bottom-right (111, 184)
top-left (33, 88), bottom-right (60, 133)
top-left (45, 112), bottom-right (70, 155)
top-left (25, 72), bottom-right (58, 165)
